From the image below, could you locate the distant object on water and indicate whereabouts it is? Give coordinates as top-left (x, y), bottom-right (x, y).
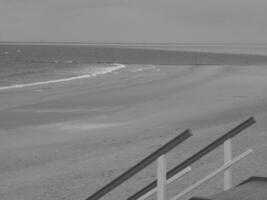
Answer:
top-left (4, 51), bottom-right (8, 54)
top-left (17, 49), bottom-right (21, 53)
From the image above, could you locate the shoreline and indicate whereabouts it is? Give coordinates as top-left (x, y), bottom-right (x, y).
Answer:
top-left (0, 63), bottom-right (125, 91)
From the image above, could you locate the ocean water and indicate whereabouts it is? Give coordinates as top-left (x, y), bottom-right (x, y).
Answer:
top-left (1, 43), bottom-right (267, 90)
top-left (0, 45), bottom-right (129, 90)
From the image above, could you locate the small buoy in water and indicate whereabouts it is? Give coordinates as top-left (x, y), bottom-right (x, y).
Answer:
top-left (4, 51), bottom-right (8, 54)
top-left (54, 60), bottom-right (58, 64)
top-left (17, 49), bottom-right (21, 53)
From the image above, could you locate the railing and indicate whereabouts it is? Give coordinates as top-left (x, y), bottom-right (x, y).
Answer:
top-left (138, 167), bottom-right (192, 200)
top-left (128, 117), bottom-right (255, 200)
top-left (169, 149), bottom-right (252, 200)
top-left (84, 117), bottom-right (255, 200)
top-left (85, 130), bottom-right (192, 200)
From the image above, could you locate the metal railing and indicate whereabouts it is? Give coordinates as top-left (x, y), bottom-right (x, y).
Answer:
top-left (84, 117), bottom-right (255, 200)
top-left (85, 130), bottom-right (192, 200)
top-left (128, 117), bottom-right (255, 200)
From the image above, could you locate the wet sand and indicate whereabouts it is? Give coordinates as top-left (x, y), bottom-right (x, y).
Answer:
top-left (0, 65), bottom-right (267, 200)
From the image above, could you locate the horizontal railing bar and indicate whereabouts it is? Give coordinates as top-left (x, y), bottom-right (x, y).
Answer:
top-left (170, 149), bottom-right (253, 200)
top-left (137, 167), bottom-right (191, 200)
top-left (167, 167), bottom-right (192, 187)
top-left (85, 130), bottom-right (192, 200)
top-left (127, 117), bottom-right (255, 200)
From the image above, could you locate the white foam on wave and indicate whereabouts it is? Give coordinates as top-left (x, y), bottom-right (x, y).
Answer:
top-left (0, 63), bottom-right (125, 91)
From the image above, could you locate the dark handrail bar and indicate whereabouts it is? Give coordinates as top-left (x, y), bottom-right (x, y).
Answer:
top-left (85, 129), bottom-right (192, 200)
top-left (127, 117), bottom-right (255, 200)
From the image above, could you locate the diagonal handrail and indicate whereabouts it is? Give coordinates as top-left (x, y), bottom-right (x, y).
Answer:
top-left (85, 129), bottom-right (192, 200)
top-left (127, 117), bottom-right (256, 200)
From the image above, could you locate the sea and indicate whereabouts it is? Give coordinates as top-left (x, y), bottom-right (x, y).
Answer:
top-left (0, 44), bottom-right (130, 90)
top-left (1, 43), bottom-right (267, 91)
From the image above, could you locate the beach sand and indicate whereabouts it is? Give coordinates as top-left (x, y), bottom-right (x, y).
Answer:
top-left (0, 65), bottom-right (267, 200)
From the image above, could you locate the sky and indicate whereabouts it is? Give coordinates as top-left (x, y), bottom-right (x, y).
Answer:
top-left (1, 0), bottom-right (267, 43)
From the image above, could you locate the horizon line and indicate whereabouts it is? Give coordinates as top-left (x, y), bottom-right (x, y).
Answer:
top-left (1, 41), bottom-right (267, 46)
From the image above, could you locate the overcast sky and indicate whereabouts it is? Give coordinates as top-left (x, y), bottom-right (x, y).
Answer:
top-left (1, 0), bottom-right (267, 43)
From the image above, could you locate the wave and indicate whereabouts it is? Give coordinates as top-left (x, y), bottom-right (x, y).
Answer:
top-left (0, 63), bottom-right (125, 91)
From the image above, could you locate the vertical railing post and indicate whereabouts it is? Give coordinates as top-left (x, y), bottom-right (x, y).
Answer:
top-left (224, 139), bottom-right (232, 190)
top-left (157, 154), bottom-right (167, 200)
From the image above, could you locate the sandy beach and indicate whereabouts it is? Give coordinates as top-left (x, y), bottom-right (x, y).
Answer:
top-left (0, 64), bottom-right (267, 200)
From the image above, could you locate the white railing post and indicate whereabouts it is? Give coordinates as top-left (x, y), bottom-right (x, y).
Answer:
top-left (157, 154), bottom-right (167, 200)
top-left (224, 139), bottom-right (232, 190)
